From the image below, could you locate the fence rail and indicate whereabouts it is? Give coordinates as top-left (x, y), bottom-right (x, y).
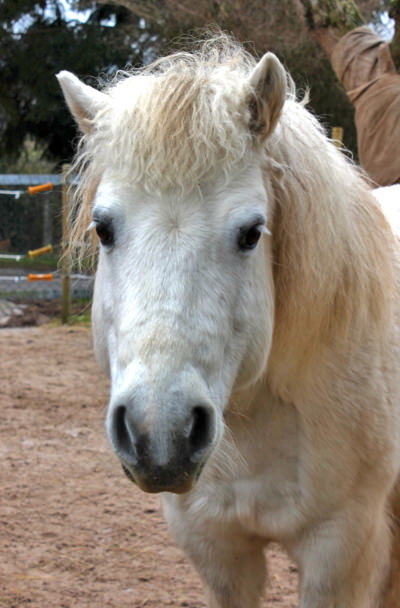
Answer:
top-left (0, 174), bottom-right (63, 186)
top-left (0, 185), bottom-right (61, 254)
top-left (0, 172), bottom-right (91, 322)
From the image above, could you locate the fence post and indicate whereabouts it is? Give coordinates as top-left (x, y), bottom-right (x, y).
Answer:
top-left (42, 195), bottom-right (53, 246)
top-left (331, 126), bottom-right (344, 150)
top-left (61, 164), bottom-right (71, 324)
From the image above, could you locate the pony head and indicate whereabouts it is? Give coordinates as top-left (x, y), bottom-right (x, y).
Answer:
top-left (57, 35), bottom-right (393, 494)
top-left (57, 38), bottom-right (285, 493)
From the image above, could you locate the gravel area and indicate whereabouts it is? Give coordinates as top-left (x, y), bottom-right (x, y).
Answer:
top-left (0, 326), bottom-right (299, 607)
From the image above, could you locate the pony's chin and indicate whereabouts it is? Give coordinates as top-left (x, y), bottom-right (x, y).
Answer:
top-left (121, 464), bottom-right (196, 494)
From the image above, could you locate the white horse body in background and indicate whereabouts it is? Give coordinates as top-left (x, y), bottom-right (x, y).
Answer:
top-left (374, 185), bottom-right (400, 235)
top-left (57, 36), bottom-right (400, 607)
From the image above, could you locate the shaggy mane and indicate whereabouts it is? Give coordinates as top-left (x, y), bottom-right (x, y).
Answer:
top-left (265, 99), bottom-right (396, 399)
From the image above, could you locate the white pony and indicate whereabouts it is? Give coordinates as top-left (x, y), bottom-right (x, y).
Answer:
top-left (57, 35), bottom-right (400, 608)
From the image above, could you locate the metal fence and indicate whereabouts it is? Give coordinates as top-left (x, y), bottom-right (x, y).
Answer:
top-left (0, 174), bottom-right (63, 254)
top-left (0, 174), bottom-right (94, 305)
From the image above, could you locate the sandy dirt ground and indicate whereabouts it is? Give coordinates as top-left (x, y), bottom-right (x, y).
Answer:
top-left (0, 323), bottom-right (298, 607)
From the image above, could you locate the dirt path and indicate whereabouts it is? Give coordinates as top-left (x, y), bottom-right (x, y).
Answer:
top-left (0, 326), bottom-right (298, 607)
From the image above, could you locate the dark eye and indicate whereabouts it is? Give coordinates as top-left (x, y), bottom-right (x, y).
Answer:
top-left (95, 220), bottom-right (114, 247)
top-left (237, 224), bottom-right (263, 251)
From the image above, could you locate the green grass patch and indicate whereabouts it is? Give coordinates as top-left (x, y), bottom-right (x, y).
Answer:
top-left (46, 308), bottom-right (91, 328)
top-left (0, 253), bottom-right (59, 271)
top-left (68, 310), bottom-right (91, 326)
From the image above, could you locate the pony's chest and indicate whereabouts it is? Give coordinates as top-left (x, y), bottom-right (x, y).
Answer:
top-left (202, 399), bottom-right (302, 539)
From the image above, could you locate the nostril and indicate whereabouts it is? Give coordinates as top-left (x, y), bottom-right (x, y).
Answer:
top-left (188, 405), bottom-right (213, 459)
top-left (112, 405), bottom-right (137, 462)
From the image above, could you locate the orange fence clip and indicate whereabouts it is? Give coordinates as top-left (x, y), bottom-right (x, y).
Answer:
top-left (28, 182), bottom-right (53, 195)
top-left (28, 244), bottom-right (53, 259)
top-left (28, 273), bottom-right (53, 282)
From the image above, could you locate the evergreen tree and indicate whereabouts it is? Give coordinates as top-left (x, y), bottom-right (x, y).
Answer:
top-left (0, 0), bottom-right (151, 166)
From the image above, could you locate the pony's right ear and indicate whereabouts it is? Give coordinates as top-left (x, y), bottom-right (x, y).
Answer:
top-left (248, 53), bottom-right (287, 141)
top-left (56, 71), bottom-right (108, 134)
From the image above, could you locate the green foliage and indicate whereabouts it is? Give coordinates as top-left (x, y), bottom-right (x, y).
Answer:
top-left (300, 0), bottom-right (364, 31)
top-left (0, 0), bottom-right (151, 165)
top-left (0, 135), bottom-right (56, 173)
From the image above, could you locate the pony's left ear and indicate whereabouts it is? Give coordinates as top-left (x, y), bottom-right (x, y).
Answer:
top-left (56, 71), bottom-right (108, 134)
top-left (248, 53), bottom-right (287, 141)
